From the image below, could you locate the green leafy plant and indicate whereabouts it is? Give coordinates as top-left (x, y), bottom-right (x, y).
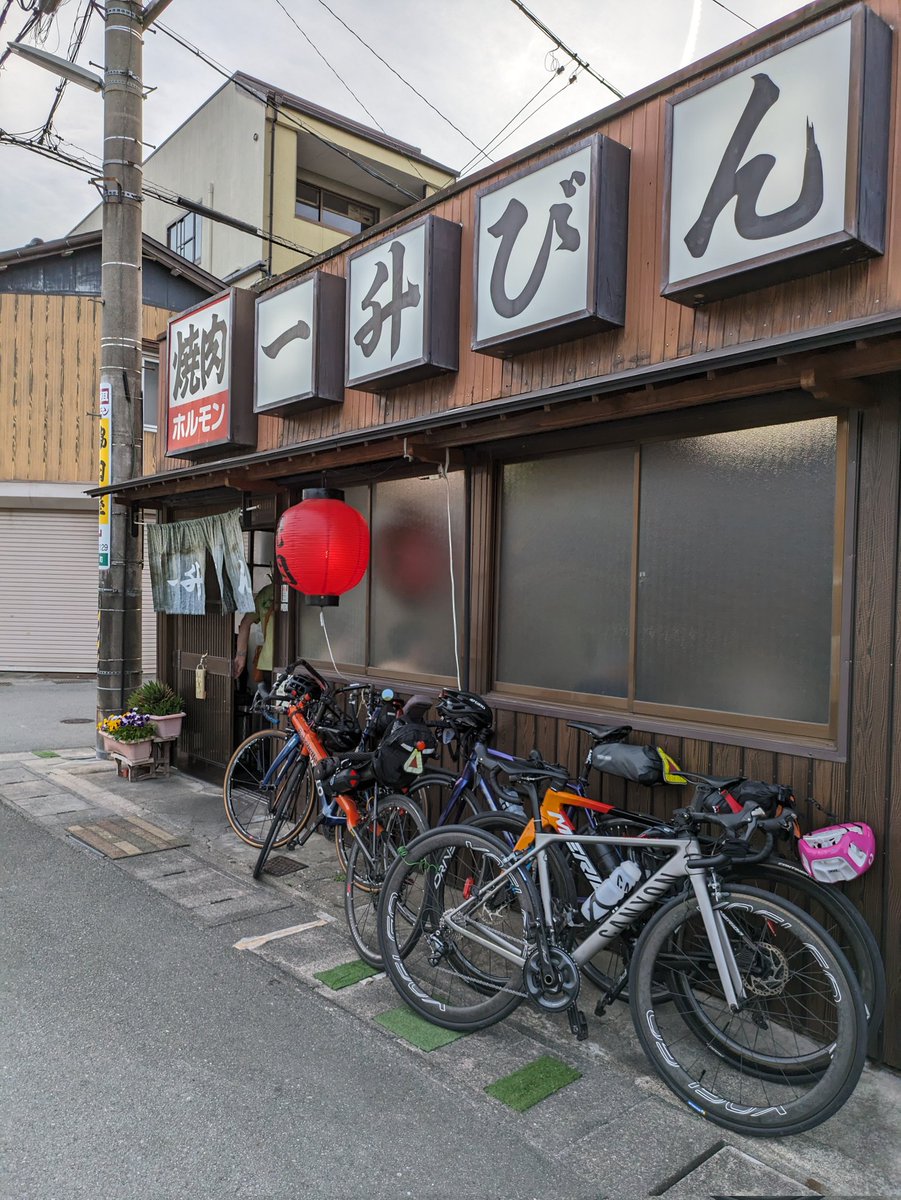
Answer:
top-left (114, 720), bottom-right (158, 744)
top-left (126, 680), bottom-right (185, 716)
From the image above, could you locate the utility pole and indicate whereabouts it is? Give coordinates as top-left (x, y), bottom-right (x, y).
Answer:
top-left (96, 0), bottom-right (175, 740)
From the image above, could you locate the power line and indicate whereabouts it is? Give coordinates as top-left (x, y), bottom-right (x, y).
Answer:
top-left (38, 0), bottom-right (92, 140)
top-left (507, 0), bottom-right (623, 99)
top-left (471, 65), bottom-right (584, 168)
top-left (0, 128), bottom-right (318, 258)
top-left (151, 20), bottom-right (424, 202)
top-left (458, 56), bottom-right (570, 174)
top-left (312, 0), bottom-right (488, 161)
top-left (709, 0), bottom-right (756, 30)
top-left (269, 0), bottom-right (427, 184)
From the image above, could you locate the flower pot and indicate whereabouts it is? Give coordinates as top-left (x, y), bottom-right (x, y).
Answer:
top-left (147, 712), bottom-right (185, 739)
top-left (111, 739), bottom-right (154, 765)
top-left (100, 732), bottom-right (118, 755)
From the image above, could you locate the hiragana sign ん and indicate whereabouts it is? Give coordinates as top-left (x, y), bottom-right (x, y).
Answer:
top-left (473, 134), bottom-right (630, 357)
top-left (254, 271), bottom-right (345, 415)
top-left (663, 4), bottom-right (891, 305)
top-left (346, 215), bottom-right (461, 392)
top-left (165, 288), bottom-right (256, 457)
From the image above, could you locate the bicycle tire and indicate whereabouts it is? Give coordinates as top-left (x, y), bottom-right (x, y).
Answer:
top-left (730, 859), bottom-right (886, 1035)
top-left (629, 886), bottom-right (867, 1136)
top-left (344, 794), bottom-right (428, 967)
top-left (379, 825), bottom-right (539, 1032)
top-left (223, 730), bottom-right (313, 849)
top-left (407, 772), bottom-right (484, 826)
top-left (251, 767), bottom-right (315, 879)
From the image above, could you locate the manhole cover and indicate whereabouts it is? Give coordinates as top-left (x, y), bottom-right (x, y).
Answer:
top-left (263, 855), bottom-right (307, 876)
top-left (60, 717), bottom-right (94, 725)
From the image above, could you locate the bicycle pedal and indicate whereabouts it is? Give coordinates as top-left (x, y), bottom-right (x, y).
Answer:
top-left (567, 1005), bottom-right (589, 1041)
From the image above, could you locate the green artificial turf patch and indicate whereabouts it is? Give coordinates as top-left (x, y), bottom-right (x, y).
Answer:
top-left (375, 1006), bottom-right (465, 1051)
top-left (313, 960), bottom-right (380, 990)
top-left (485, 1055), bottom-right (581, 1111)
top-left (31, 750), bottom-right (60, 758)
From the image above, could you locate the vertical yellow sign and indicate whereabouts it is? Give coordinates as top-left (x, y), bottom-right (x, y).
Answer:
top-left (98, 381), bottom-right (111, 569)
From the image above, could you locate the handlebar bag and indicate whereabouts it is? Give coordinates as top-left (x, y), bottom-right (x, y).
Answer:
top-left (590, 742), bottom-right (663, 785)
top-left (372, 721), bottom-right (438, 788)
top-left (728, 779), bottom-right (794, 818)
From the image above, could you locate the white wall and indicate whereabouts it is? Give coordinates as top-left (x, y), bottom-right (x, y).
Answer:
top-left (71, 83), bottom-right (266, 282)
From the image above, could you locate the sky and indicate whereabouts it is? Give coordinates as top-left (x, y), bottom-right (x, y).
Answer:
top-left (0, 0), bottom-right (804, 252)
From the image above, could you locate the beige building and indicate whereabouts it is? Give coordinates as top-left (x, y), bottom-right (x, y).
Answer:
top-left (71, 73), bottom-right (457, 284)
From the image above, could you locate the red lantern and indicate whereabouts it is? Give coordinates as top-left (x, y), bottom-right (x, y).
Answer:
top-left (276, 488), bottom-right (369, 606)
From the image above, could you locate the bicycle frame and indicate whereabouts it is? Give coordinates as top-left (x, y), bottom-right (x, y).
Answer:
top-left (440, 827), bottom-right (748, 1011)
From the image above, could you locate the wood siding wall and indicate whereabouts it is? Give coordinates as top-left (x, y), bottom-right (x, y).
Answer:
top-left (146, 0), bottom-right (901, 479)
top-left (0, 293), bottom-right (174, 484)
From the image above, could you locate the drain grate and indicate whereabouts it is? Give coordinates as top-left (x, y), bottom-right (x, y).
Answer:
top-left (60, 717), bottom-right (95, 725)
top-left (263, 855), bottom-right (306, 876)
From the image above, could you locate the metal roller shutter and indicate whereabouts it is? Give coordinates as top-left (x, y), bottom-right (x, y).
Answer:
top-left (0, 509), bottom-right (157, 674)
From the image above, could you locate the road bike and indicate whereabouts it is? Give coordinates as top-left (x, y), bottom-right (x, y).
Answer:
top-left (377, 752), bottom-right (868, 1137)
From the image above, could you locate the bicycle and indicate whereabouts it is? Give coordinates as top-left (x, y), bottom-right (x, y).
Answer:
top-left (223, 661), bottom-right (363, 850)
top-left (377, 753), bottom-right (868, 1137)
top-left (406, 691), bottom-right (885, 1036)
top-left (250, 665), bottom-right (409, 879)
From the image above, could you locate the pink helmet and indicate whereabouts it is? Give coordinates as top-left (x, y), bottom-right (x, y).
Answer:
top-left (797, 822), bottom-right (876, 884)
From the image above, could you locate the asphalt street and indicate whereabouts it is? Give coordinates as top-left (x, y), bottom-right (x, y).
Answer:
top-left (0, 803), bottom-right (597, 1200)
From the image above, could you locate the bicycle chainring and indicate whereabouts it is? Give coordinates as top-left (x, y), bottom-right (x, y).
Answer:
top-left (524, 946), bottom-right (580, 1011)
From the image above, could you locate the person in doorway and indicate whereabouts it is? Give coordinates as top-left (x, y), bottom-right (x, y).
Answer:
top-left (233, 580), bottom-right (275, 684)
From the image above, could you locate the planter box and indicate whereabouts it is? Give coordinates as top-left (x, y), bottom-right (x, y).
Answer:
top-left (110, 739), bottom-right (154, 765)
top-left (147, 712), bottom-right (185, 739)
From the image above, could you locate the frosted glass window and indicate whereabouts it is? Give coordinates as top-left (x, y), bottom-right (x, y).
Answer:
top-left (496, 449), bottom-right (633, 695)
top-left (370, 473), bottom-right (465, 678)
top-left (636, 419), bottom-right (836, 723)
top-left (298, 487), bottom-right (367, 667)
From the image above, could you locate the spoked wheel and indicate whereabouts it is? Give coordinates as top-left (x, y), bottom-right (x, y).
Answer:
top-left (223, 730), bottom-right (312, 849)
top-left (252, 767), bottom-right (315, 880)
top-left (343, 794), bottom-right (428, 967)
top-left (629, 887), bottom-right (867, 1136)
top-left (378, 825), bottom-right (540, 1032)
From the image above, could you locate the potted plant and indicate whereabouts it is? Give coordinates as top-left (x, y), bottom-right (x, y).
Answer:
top-left (99, 710), bottom-right (158, 763)
top-left (126, 680), bottom-right (186, 739)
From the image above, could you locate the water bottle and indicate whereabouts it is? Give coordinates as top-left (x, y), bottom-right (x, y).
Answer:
top-left (580, 860), bottom-right (642, 922)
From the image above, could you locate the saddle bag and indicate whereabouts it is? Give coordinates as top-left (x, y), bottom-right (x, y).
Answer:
top-left (590, 742), bottom-right (664, 786)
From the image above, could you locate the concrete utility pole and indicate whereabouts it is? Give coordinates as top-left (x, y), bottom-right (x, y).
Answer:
top-left (96, 0), bottom-right (174, 739)
top-left (96, 0), bottom-right (145, 735)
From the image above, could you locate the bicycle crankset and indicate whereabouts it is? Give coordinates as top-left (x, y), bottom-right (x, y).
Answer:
top-left (524, 946), bottom-right (580, 1011)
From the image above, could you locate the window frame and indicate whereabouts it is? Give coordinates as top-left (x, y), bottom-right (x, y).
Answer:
top-left (490, 409), bottom-right (850, 745)
top-left (294, 177), bottom-right (379, 235)
top-left (166, 210), bottom-right (202, 265)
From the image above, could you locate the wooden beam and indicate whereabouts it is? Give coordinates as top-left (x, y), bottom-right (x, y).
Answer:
top-left (798, 369), bottom-right (877, 407)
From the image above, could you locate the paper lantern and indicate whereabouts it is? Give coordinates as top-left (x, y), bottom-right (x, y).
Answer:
top-left (276, 488), bottom-right (369, 606)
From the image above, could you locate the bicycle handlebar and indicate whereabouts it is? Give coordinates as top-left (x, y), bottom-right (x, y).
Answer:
top-left (681, 802), bottom-right (796, 870)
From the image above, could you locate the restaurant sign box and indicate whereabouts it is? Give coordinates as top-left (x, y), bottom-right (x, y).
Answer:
top-left (254, 271), bottom-right (345, 415)
top-left (663, 4), bottom-right (892, 305)
top-left (345, 215), bottom-right (461, 393)
top-left (165, 288), bottom-right (256, 458)
top-left (473, 134), bottom-right (630, 357)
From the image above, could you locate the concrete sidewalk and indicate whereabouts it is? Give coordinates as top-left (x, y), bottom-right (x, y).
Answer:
top-left (1, 739), bottom-right (898, 1198)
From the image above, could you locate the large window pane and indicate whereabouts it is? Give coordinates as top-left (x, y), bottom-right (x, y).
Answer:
top-left (636, 418), bottom-right (836, 724)
top-left (496, 448), bottom-right (633, 696)
top-left (370, 473), bottom-right (465, 678)
top-left (298, 486), bottom-right (368, 667)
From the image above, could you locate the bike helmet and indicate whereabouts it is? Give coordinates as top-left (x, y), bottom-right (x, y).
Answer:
top-left (797, 822), bottom-right (876, 883)
top-left (436, 689), bottom-right (493, 734)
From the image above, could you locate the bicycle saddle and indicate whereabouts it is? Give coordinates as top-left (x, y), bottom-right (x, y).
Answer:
top-left (566, 721), bottom-right (632, 743)
top-left (683, 771), bottom-right (745, 791)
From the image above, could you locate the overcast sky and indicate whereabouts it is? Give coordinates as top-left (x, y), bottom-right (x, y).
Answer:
top-left (0, 0), bottom-right (801, 252)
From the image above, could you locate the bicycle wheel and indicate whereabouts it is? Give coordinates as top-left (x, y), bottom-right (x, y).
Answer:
top-left (251, 765), bottom-right (314, 879)
top-left (732, 859), bottom-right (886, 1035)
top-left (407, 771), bottom-right (483, 826)
top-left (344, 794), bottom-right (428, 967)
top-left (224, 730), bottom-right (313, 848)
top-left (379, 825), bottom-right (537, 1032)
top-left (629, 887), bottom-right (867, 1136)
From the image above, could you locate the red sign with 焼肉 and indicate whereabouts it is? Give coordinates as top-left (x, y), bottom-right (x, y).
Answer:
top-left (167, 292), bottom-right (232, 454)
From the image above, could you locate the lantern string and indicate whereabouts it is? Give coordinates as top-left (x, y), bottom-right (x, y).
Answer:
top-left (439, 458), bottom-right (462, 689)
top-left (319, 608), bottom-right (340, 676)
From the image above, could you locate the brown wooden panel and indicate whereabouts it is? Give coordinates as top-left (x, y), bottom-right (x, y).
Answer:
top-left (886, 447), bottom-right (901, 1069)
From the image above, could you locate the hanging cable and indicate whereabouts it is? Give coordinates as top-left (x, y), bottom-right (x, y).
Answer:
top-left (37, 0), bottom-right (93, 141)
top-left (709, 0), bottom-right (756, 31)
top-left (438, 455), bottom-right (462, 690)
top-left (319, 610), bottom-right (340, 676)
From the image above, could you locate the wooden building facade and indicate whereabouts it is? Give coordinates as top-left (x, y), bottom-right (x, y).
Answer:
top-left (99, 0), bottom-right (901, 1065)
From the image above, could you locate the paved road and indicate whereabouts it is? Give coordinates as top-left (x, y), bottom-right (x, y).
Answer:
top-left (0, 803), bottom-right (600, 1200)
top-left (0, 674), bottom-right (97, 753)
